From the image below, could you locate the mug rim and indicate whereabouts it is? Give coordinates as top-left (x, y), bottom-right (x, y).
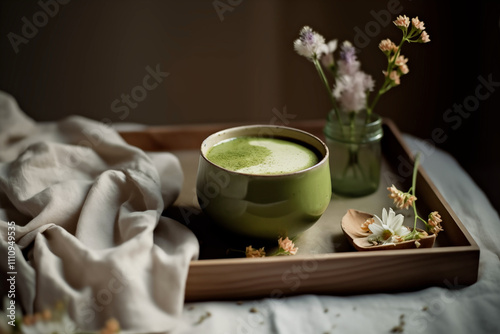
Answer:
top-left (199, 124), bottom-right (330, 177)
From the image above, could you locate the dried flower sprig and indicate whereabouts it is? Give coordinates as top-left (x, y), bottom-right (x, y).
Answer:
top-left (245, 245), bottom-right (266, 258)
top-left (242, 237), bottom-right (298, 258)
top-left (364, 153), bottom-right (443, 247)
top-left (387, 184), bottom-right (417, 210)
top-left (276, 237), bottom-right (299, 255)
top-left (368, 15), bottom-right (430, 117)
top-left (294, 15), bottom-right (430, 126)
top-left (388, 153), bottom-right (444, 241)
top-left (294, 26), bottom-right (342, 125)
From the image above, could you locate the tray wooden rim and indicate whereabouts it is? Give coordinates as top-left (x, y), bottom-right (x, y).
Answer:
top-left (120, 119), bottom-right (480, 301)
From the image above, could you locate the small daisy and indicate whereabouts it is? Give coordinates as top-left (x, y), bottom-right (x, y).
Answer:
top-left (367, 208), bottom-right (410, 245)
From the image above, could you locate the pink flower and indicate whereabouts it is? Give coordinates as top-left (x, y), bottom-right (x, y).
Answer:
top-left (412, 17), bottom-right (426, 31)
top-left (393, 15), bottom-right (410, 28)
top-left (394, 55), bottom-right (408, 66)
top-left (389, 70), bottom-right (401, 85)
top-left (246, 246), bottom-right (266, 258)
top-left (278, 237), bottom-right (298, 255)
top-left (320, 39), bottom-right (338, 67)
top-left (427, 211), bottom-right (444, 235)
top-left (420, 31), bottom-right (431, 43)
top-left (393, 235), bottom-right (404, 243)
top-left (361, 217), bottom-right (375, 232)
top-left (337, 59), bottom-right (361, 76)
top-left (399, 64), bottom-right (409, 74)
top-left (387, 184), bottom-right (416, 209)
top-left (333, 71), bottom-right (374, 112)
top-left (379, 38), bottom-right (397, 52)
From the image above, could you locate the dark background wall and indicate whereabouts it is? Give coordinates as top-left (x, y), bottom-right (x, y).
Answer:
top-left (1, 0), bottom-right (499, 212)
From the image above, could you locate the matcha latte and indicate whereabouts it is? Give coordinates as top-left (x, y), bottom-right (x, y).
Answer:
top-left (206, 136), bottom-right (319, 175)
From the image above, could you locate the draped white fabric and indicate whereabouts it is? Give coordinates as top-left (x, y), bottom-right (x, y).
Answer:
top-left (0, 91), bottom-right (199, 333)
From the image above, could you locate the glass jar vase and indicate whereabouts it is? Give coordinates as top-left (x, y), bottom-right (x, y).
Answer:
top-left (323, 111), bottom-right (383, 197)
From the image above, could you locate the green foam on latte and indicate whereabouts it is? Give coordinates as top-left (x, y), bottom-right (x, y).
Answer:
top-left (207, 136), bottom-right (319, 175)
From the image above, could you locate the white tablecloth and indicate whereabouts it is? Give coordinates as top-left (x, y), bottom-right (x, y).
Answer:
top-left (174, 134), bottom-right (500, 334)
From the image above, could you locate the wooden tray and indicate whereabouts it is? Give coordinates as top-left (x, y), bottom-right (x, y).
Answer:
top-left (120, 119), bottom-right (480, 301)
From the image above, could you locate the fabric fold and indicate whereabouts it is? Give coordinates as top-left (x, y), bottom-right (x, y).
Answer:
top-left (0, 91), bottom-right (199, 332)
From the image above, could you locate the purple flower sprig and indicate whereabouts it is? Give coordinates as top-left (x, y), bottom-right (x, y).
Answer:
top-left (294, 26), bottom-right (343, 133)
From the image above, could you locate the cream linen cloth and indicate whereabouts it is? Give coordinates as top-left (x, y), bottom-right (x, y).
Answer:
top-left (0, 91), bottom-right (199, 333)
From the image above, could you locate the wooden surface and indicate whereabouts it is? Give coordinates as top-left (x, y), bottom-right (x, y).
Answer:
top-left (120, 119), bottom-right (480, 301)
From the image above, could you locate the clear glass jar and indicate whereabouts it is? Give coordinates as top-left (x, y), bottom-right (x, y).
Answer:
top-left (323, 110), bottom-right (383, 197)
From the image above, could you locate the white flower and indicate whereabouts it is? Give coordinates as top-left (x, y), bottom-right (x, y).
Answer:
top-left (333, 71), bottom-right (374, 113)
top-left (337, 59), bottom-right (361, 76)
top-left (293, 26), bottom-right (326, 60)
top-left (368, 208), bottom-right (410, 245)
top-left (320, 39), bottom-right (338, 67)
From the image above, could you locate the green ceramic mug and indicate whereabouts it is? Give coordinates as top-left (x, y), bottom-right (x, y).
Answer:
top-left (196, 125), bottom-right (331, 240)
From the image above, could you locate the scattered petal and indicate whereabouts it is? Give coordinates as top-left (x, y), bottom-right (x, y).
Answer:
top-left (245, 246), bottom-right (266, 258)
